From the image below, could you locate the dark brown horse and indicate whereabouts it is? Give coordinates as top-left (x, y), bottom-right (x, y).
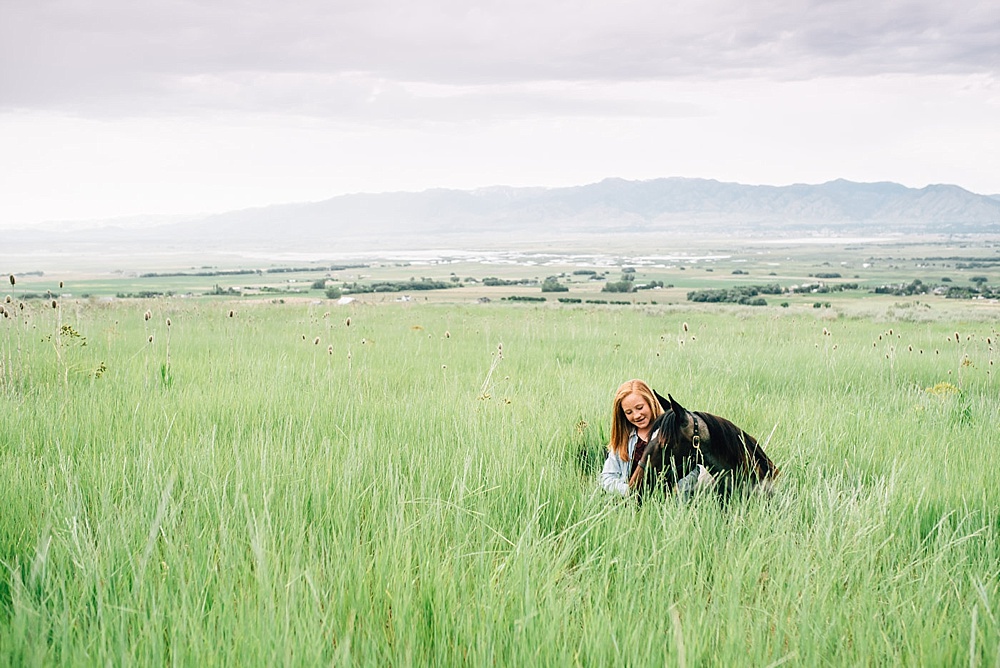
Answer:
top-left (638, 393), bottom-right (779, 501)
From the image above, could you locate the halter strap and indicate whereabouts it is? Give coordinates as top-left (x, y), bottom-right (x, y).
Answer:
top-left (691, 413), bottom-right (704, 466)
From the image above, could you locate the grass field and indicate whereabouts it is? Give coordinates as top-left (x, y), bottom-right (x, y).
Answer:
top-left (2, 289), bottom-right (999, 664)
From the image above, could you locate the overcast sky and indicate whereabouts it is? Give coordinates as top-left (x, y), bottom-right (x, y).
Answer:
top-left (2, 0), bottom-right (998, 227)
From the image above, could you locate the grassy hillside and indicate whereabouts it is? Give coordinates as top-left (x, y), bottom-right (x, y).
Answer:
top-left (1, 298), bottom-right (998, 665)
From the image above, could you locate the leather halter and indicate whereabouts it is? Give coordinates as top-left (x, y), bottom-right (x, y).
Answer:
top-left (690, 413), bottom-right (705, 466)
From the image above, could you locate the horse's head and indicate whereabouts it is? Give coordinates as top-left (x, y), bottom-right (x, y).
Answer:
top-left (645, 393), bottom-right (701, 485)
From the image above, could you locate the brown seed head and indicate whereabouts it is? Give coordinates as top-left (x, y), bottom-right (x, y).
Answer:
top-left (144, 310), bottom-right (152, 321)
top-left (51, 300), bottom-right (57, 309)
top-left (166, 318), bottom-right (171, 327)
top-left (59, 281), bottom-right (64, 289)
top-left (346, 317), bottom-right (351, 327)
top-left (148, 335), bottom-right (154, 343)
top-left (8, 274), bottom-right (14, 286)
top-left (314, 337), bottom-right (320, 345)
top-left (444, 330), bottom-right (451, 338)
top-left (683, 322), bottom-right (689, 332)
top-left (228, 310), bottom-right (235, 318)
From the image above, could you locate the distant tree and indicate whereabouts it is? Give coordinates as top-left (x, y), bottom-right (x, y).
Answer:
top-left (311, 279), bottom-right (327, 290)
top-left (603, 280), bottom-right (634, 293)
top-left (325, 285), bottom-right (343, 299)
top-left (541, 276), bottom-right (569, 292)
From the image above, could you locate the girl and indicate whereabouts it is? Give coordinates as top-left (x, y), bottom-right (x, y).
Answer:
top-left (599, 379), bottom-right (663, 496)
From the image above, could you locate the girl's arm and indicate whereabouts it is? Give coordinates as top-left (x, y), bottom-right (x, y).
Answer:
top-left (599, 450), bottom-right (630, 497)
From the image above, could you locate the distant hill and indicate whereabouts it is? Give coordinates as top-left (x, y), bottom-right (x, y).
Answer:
top-left (8, 178), bottom-right (1000, 259)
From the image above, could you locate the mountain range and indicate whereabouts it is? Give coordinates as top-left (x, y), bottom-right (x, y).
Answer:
top-left (9, 178), bottom-right (1000, 261)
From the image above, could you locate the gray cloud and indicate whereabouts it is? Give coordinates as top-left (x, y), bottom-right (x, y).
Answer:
top-left (2, 0), bottom-right (997, 117)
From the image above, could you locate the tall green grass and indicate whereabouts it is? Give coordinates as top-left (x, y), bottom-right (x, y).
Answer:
top-left (2, 299), bottom-right (998, 665)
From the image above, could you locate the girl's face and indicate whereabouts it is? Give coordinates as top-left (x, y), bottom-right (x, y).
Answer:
top-left (621, 392), bottom-right (653, 433)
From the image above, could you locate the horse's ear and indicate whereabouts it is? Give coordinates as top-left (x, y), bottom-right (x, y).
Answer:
top-left (653, 389), bottom-right (670, 411)
top-left (668, 393), bottom-right (686, 416)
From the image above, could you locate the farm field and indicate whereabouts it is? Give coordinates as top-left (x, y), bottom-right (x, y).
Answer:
top-left (2, 287), bottom-right (999, 665)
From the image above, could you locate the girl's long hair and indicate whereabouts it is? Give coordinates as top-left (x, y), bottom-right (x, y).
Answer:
top-left (608, 379), bottom-right (663, 461)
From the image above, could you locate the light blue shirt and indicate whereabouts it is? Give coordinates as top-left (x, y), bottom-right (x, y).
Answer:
top-left (599, 430), bottom-right (640, 497)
